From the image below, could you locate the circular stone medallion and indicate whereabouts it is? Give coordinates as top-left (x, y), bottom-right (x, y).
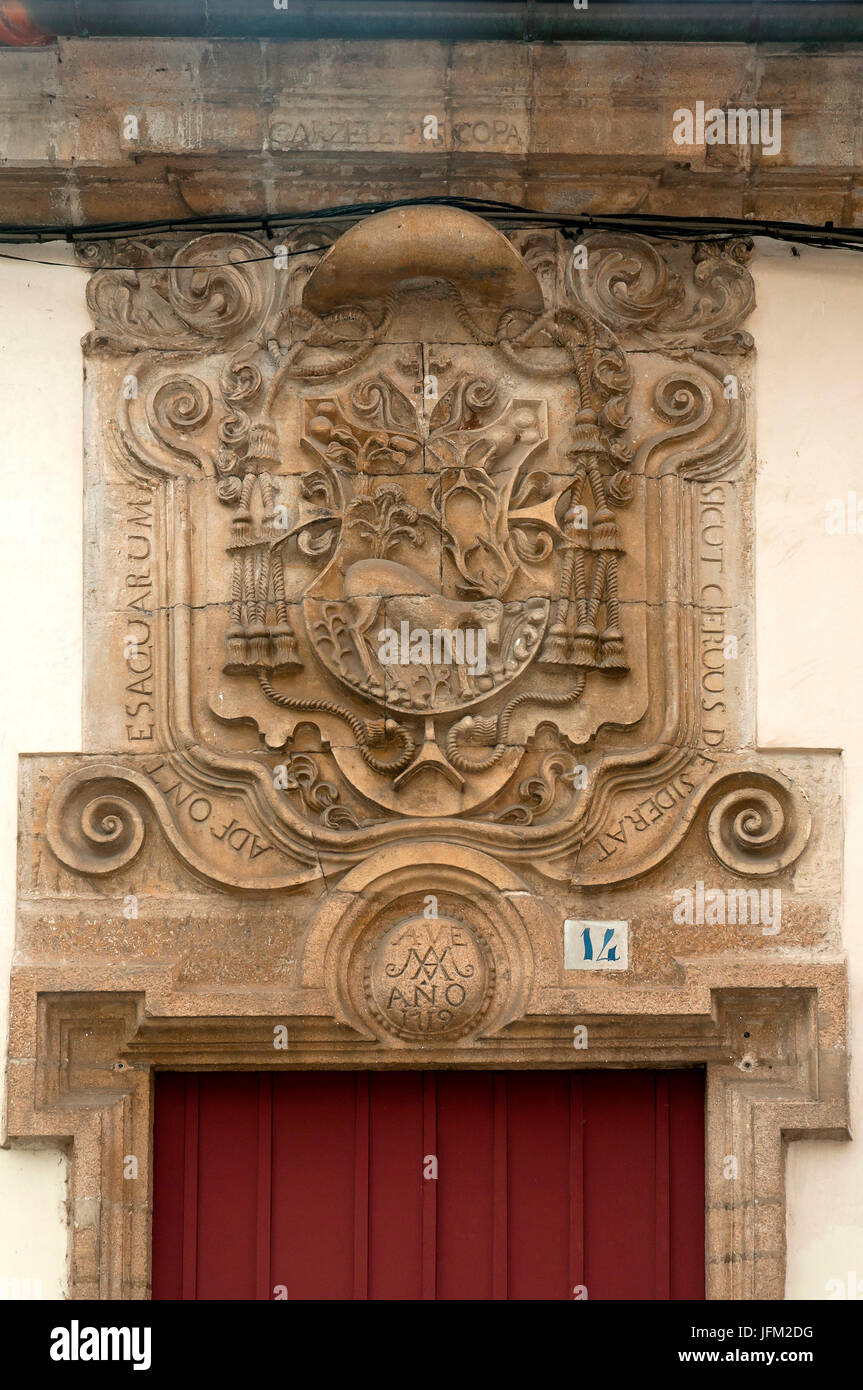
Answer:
top-left (364, 913), bottom-right (495, 1042)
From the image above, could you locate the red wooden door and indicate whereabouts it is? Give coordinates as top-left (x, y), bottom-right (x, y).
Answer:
top-left (152, 1070), bottom-right (704, 1300)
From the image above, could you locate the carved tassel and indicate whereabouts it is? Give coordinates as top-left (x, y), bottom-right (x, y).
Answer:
top-left (247, 546), bottom-right (272, 666)
top-left (540, 495), bottom-right (588, 665)
top-left (223, 550), bottom-right (247, 672)
top-left (566, 539), bottom-right (596, 666)
top-left (590, 504), bottom-right (619, 551)
top-left (232, 511), bottom-right (252, 545)
top-left (569, 409), bottom-right (603, 454)
top-left (247, 624), bottom-right (271, 666)
top-left (233, 472), bottom-right (257, 545)
top-left (258, 469), bottom-right (281, 542)
top-left (246, 424), bottom-right (279, 476)
top-left (270, 624), bottom-right (299, 670)
top-left (270, 553), bottom-right (301, 672)
top-left (224, 626), bottom-right (246, 671)
top-left (599, 555), bottom-right (628, 671)
top-left (539, 549), bottom-right (574, 665)
top-left (574, 549), bottom-right (608, 668)
top-left (539, 623), bottom-right (569, 665)
top-left (569, 622), bottom-right (598, 668)
top-left (598, 627), bottom-right (627, 670)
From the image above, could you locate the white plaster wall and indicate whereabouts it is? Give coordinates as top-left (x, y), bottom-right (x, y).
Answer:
top-left (753, 239), bottom-right (863, 1299)
top-left (0, 244), bottom-right (88, 1300)
top-left (0, 237), bottom-right (861, 1300)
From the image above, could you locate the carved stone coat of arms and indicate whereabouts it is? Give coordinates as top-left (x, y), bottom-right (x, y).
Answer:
top-left (54, 204), bottom-right (809, 892)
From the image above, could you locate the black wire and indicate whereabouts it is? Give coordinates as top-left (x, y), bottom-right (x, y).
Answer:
top-left (1, 196), bottom-right (861, 271)
top-left (0, 246), bottom-right (329, 271)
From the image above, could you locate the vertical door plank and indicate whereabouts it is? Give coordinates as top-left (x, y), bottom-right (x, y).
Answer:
top-left (352, 1073), bottom-right (370, 1301)
top-left (367, 1071), bottom-right (424, 1300)
top-left (421, 1072), bottom-right (437, 1300)
top-left (568, 1072), bottom-right (585, 1298)
top-left (492, 1073), bottom-right (508, 1300)
top-left (255, 1073), bottom-right (273, 1302)
top-left (583, 1072), bottom-right (656, 1300)
top-left (195, 1074), bottom-right (259, 1299)
top-left (180, 1074), bottom-right (199, 1301)
top-left (150, 1073), bottom-right (187, 1300)
top-left (669, 1069), bottom-right (706, 1299)
top-left (435, 1071), bottom-right (496, 1299)
top-left (506, 1071), bottom-right (571, 1299)
top-left (654, 1073), bottom-right (672, 1299)
top-left (270, 1073), bottom-right (357, 1300)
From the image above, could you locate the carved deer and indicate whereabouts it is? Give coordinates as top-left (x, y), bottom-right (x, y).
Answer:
top-left (342, 558), bottom-right (503, 699)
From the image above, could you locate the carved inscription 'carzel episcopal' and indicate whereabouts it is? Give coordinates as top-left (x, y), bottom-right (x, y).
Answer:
top-left (269, 118), bottom-right (523, 152)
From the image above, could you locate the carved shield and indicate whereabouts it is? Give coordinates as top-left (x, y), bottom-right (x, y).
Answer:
top-left (298, 380), bottom-right (554, 715)
top-left (208, 211), bottom-right (637, 815)
top-left (76, 206), bottom-right (799, 889)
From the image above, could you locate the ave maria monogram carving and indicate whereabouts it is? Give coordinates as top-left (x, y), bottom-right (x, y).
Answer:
top-left (55, 205), bottom-right (810, 891)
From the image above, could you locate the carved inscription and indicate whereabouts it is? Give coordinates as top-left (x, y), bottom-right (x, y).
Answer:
top-left (269, 117), bottom-right (523, 151)
top-left (700, 482), bottom-right (732, 752)
top-left (593, 752), bottom-right (719, 861)
top-left (125, 491), bottom-right (155, 744)
top-left (364, 915), bottom-right (495, 1041)
top-left (144, 761), bottom-right (274, 861)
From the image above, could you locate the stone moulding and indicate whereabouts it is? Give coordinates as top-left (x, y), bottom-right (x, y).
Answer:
top-left (3, 968), bottom-right (848, 1300)
top-left (3, 206), bottom-right (851, 1301)
top-left (41, 753), bottom-right (815, 891)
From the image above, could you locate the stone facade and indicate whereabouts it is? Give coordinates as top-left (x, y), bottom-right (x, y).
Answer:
top-left (1, 38), bottom-right (863, 227)
top-left (4, 201), bottom-right (849, 1298)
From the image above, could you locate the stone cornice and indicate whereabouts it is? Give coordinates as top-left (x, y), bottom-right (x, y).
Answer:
top-left (0, 39), bottom-right (861, 228)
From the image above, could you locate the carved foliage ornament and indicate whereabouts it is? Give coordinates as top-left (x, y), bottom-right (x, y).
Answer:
top-left (58, 208), bottom-right (809, 890)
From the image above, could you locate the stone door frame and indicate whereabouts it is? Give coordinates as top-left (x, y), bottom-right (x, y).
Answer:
top-left (5, 963), bottom-right (847, 1300)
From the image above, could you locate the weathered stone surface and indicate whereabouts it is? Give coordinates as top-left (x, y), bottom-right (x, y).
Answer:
top-left (4, 203), bottom-right (849, 1301)
top-left (0, 39), bottom-right (862, 226)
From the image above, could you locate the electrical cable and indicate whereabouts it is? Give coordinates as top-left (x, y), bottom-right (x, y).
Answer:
top-left (0, 196), bottom-right (861, 271)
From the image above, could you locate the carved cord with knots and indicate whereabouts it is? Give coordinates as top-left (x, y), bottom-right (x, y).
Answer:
top-left (222, 422), bottom-right (300, 672)
top-left (441, 281), bottom-right (632, 672)
top-left (445, 280), bottom-right (604, 402)
top-left (263, 296), bottom-right (396, 390)
top-left (446, 676), bottom-right (586, 772)
top-left (256, 669), bottom-right (416, 775)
